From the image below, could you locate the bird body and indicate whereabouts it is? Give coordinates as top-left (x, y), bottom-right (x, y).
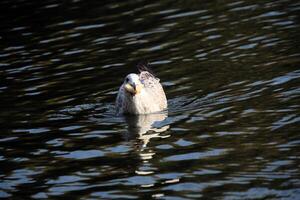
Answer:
top-left (116, 64), bottom-right (167, 115)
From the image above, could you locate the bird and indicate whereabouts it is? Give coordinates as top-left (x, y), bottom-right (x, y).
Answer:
top-left (116, 62), bottom-right (167, 115)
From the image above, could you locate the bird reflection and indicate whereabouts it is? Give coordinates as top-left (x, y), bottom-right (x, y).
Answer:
top-left (124, 112), bottom-right (170, 177)
top-left (125, 112), bottom-right (169, 149)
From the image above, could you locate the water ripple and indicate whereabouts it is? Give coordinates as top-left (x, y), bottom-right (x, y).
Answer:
top-left (0, 0), bottom-right (299, 199)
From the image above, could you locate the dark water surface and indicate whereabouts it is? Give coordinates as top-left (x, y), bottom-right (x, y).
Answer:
top-left (1, 0), bottom-right (300, 199)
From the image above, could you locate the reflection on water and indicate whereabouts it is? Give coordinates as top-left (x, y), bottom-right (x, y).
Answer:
top-left (125, 113), bottom-right (170, 148)
top-left (125, 113), bottom-right (170, 177)
top-left (1, 0), bottom-right (300, 199)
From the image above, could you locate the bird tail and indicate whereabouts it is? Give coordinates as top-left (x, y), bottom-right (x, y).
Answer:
top-left (137, 61), bottom-right (155, 76)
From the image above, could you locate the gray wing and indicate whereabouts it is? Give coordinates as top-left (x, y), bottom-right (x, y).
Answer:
top-left (139, 71), bottom-right (167, 110)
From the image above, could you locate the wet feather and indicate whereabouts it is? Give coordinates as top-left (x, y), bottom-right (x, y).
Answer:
top-left (116, 63), bottom-right (167, 115)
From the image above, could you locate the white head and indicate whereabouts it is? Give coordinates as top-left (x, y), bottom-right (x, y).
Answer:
top-left (123, 73), bottom-right (143, 95)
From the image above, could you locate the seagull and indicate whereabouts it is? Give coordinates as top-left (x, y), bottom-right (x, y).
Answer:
top-left (116, 62), bottom-right (167, 115)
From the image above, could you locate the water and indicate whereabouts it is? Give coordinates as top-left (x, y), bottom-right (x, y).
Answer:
top-left (1, 0), bottom-right (300, 199)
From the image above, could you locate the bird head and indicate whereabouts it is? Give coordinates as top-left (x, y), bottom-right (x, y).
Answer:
top-left (123, 73), bottom-right (143, 95)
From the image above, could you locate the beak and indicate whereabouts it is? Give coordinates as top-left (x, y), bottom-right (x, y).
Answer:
top-left (124, 83), bottom-right (142, 95)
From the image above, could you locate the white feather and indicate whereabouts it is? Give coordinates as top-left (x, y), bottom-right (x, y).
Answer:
top-left (116, 71), bottom-right (167, 115)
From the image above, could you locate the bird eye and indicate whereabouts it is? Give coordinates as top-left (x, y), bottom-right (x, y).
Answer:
top-left (126, 78), bottom-right (129, 82)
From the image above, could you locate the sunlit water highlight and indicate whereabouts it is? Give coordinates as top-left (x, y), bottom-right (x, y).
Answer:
top-left (0, 0), bottom-right (299, 199)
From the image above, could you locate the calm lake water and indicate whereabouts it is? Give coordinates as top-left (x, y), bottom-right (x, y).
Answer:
top-left (1, 0), bottom-right (300, 199)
